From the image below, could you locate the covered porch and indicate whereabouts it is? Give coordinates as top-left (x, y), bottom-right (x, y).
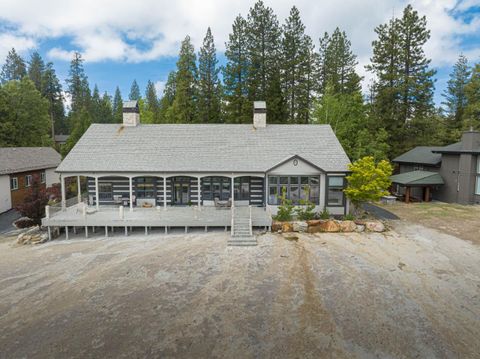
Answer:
top-left (390, 170), bottom-right (444, 203)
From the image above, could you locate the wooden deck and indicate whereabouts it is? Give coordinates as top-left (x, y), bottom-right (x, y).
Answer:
top-left (42, 204), bottom-right (272, 229)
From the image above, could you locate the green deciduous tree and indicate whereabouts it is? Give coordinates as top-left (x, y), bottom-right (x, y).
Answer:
top-left (197, 27), bottom-right (222, 123)
top-left (62, 108), bottom-right (92, 156)
top-left (344, 156), bottom-right (393, 212)
top-left (1, 48), bottom-right (27, 83)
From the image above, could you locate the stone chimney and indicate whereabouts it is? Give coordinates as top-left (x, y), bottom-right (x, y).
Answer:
top-left (122, 100), bottom-right (140, 127)
top-left (460, 129), bottom-right (480, 151)
top-left (253, 101), bottom-right (267, 128)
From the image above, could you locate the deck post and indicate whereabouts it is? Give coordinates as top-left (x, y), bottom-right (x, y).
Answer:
top-left (424, 186), bottom-right (430, 202)
top-left (47, 226), bottom-right (51, 241)
top-left (125, 226), bottom-right (128, 236)
top-left (165, 226), bottom-right (168, 234)
top-left (61, 174), bottom-right (66, 210)
top-left (197, 177), bottom-right (201, 210)
top-left (185, 226), bottom-right (188, 233)
top-left (145, 226), bottom-right (148, 235)
top-left (77, 176), bottom-right (81, 203)
top-left (405, 187), bottom-right (410, 204)
top-left (65, 226), bottom-right (69, 240)
top-left (163, 177), bottom-right (167, 210)
top-left (231, 176), bottom-right (234, 208)
top-left (129, 177), bottom-right (134, 212)
top-left (105, 226), bottom-right (108, 237)
top-left (95, 177), bottom-right (99, 211)
top-left (85, 226), bottom-right (88, 238)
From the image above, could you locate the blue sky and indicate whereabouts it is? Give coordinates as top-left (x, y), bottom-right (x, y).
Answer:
top-left (0, 0), bottom-right (479, 107)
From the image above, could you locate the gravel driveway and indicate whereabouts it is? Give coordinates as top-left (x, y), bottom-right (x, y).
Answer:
top-left (0, 222), bottom-right (479, 358)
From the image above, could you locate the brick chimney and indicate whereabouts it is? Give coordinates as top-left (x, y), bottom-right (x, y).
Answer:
top-left (122, 100), bottom-right (140, 127)
top-left (253, 101), bottom-right (267, 128)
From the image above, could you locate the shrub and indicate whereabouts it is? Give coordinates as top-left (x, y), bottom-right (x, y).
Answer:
top-left (14, 217), bottom-right (36, 228)
top-left (274, 187), bottom-right (294, 222)
top-left (15, 174), bottom-right (49, 225)
top-left (319, 208), bottom-right (330, 219)
top-left (295, 187), bottom-right (316, 221)
top-left (343, 213), bottom-right (355, 221)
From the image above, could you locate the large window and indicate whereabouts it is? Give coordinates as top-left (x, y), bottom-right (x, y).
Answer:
top-left (327, 176), bottom-right (345, 206)
top-left (476, 157), bottom-right (480, 195)
top-left (10, 177), bottom-right (18, 190)
top-left (234, 177), bottom-right (250, 200)
top-left (202, 177), bottom-right (231, 201)
top-left (98, 183), bottom-right (113, 200)
top-left (268, 176), bottom-right (320, 205)
top-left (136, 177), bottom-right (155, 198)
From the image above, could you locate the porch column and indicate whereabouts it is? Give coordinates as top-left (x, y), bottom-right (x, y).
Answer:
top-left (197, 177), bottom-right (201, 210)
top-left (129, 177), bottom-right (133, 212)
top-left (95, 176), bottom-right (99, 210)
top-left (77, 176), bottom-right (81, 203)
top-left (163, 177), bottom-right (167, 210)
top-left (231, 176), bottom-right (234, 208)
top-left (405, 186), bottom-right (410, 204)
top-left (424, 186), bottom-right (430, 202)
top-left (61, 174), bottom-right (66, 210)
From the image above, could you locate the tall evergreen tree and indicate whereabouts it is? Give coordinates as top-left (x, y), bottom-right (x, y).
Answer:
top-left (197, 27), bottom-right (222, 123)
top-left (281, 6), bottom-right (317, 123)
top-left (112, 86), bottom-right (123, 123)
top-left (465, 63), bottom-right (480, 130)
top-left (224, 15), bottom-right (250, 124)
top-left (65, 52), bottom-right (90, 115)
top-left (42, 62), bottom-right (65, 137)
top-left (27, 51), bottom-right (45, 92)
top-left (90, 85), bottom-right (102, 123)
top-left (159, 72), bottom-right (177, 122)
top-left (442, 54), bottom-right (470, 131)
top-left (0, 48), bottom-right (27, 83)
top-left (129, 79), bottom-right (141, 101)
top-left (246, 0), bottom-right (284, 122)
top-left (169, 36), bottom-right (198, 123)
top-left (141, 80), bottom-right (159, 124)
top-left (62, 108), bottom-right (92, 156)
top-left (100, 92), bottom-right (114, 124)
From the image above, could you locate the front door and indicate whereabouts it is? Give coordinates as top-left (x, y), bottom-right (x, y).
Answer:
top-left (174, 182), bottom-right (189, 205)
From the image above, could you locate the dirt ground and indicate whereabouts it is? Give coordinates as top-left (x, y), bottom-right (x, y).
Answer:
top-left (376, 201), bottom-right (480, 245)
top-left (0, 223), bottom-right (479, 359)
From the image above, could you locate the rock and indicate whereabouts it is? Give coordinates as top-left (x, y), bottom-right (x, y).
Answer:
top-left (339, 220), bottom-right (356, 232)
top-left (272, 221), bottom-right (283, 232)
top-left (319, 220), bottom-right (341, 233)
top-left (281, 222), bottom-right (294, 233)
top-left (282, 233), bottom-right (298, 241)
top-left (355, 225), bottom-right (365, 233)
top-left (307, 219), bottom-right (322, 227)
top-left (16, 226), bottom-right (48, 245)
top-left (292, 221), bottom-right (308, 232)
top-left (307, 225), bottom-right (323, 234)
top-left (365, 221), bottom-right (385, 232)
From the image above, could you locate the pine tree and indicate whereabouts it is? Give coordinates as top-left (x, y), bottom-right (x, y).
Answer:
top-left (129, 79), bottom-right (141, 100)
top-left (0, 48), bottom-right (27, 83)
top-left (62, 109), bottom-right (92, 156)
top-left (224, 15), bottom-right (250, 124)
top-left (465, 64), bottom-right (480, 130)
top-left (100, 92), bottom-right (114, 123)
top-left (281, 6), bottom-right (317, 123)
top-left (169, 36), bottom-right (198, 123)
top-left (246, 0), bottom-right (284, 121)
top-left (42, 62), bottom-right (65, 137)
top-left (112, 86), bottom-right (123, 123)
top-left (27, 51), bottom-right (45, 92)
top-left (91, 85), bottom-right (102, 123)
top-left (442, 54), bottom-right (470, 130)
top-left (142, 80), bottom-right (159, 123)
top-left (159, 71), bottom-right (176, 122)
top-left (66, 52), bottom-right (90, 114)
top-left (197, 27), bottom-right (222, 123)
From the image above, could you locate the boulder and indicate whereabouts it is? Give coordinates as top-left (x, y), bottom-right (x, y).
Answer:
top-left (307, 219), bottom-right (322, 227)
top-left (320, 220), bottom-right (341, 233)
top-left (339, 220), bottom-right (356, 232)
top-left (272, 221), bottom-right (283, 232)
top-left (281, 222), bottom-right (294, 233)
top-left (292, 221), bottom-right (308, 232)
top-left (282, 233), bottom-right (299, 241)
top-left (365, 221), bottom-right (385, 232)
top-left (355, 225), bottom-right (365, 233)
top-left (307, 224), bottom-right (323, 233)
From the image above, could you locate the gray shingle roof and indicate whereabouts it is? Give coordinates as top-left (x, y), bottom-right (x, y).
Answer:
top-left (393, 146), bottom-right (442, 166)
top-left (390, 170), bottom-right (444, 186)
top-left (56, 124), bottom-right (351, 173)
top-left (0, 147), bottom-right (61, 175)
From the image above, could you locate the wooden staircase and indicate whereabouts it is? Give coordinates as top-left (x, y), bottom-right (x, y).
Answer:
top-left (228, 206), bottom-right (257, 246)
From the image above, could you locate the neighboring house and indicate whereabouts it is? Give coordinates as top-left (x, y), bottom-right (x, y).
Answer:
top-left (42, 101), bottom-right (351, 240)
top-left (54, 135), bottom-right (69, 146)
top-left (0, 147), bottom-right (61, 213)
top-left (392, 130), bottom-right (480, 204)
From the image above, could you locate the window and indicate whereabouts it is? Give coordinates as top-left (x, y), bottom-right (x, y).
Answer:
top-left (136, 177), bottom-right (155, 199)
top-left (202, 177), bottom-right (231, 201)
top-left (476, 157), bottom-right (480, 195)
top-left (327, 176), bottom-right (345, 206)
top-left (268, 176), bottom-right (320, 205)
top-left (25, 175), bottom-right (32, 187)
top-left (234, 177), bottom-right (250, 200)
top-left (98, 183), bottom-right (113, 200)
top-left (10, 177), bottom-right (18, 190)
top-left (413, 165), bottom-right (424, 171)
top-left (41, 171), bottom-right (46, 183)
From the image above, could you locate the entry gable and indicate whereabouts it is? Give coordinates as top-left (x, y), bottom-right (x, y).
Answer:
top-left (266, 155), bottom-right (324, 175)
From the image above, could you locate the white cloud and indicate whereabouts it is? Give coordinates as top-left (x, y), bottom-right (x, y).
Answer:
top-left (0, 33), bottom-right (36, 62)
top-left (0, 0), bottom-right (478, 73)
top-left (154, 80), bottom-right (166, 96)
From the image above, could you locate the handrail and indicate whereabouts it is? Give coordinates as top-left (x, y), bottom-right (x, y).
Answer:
top-left (231, 206), bottom-right (235, 236)
top-left (249, 205), bottom-right (252, 236)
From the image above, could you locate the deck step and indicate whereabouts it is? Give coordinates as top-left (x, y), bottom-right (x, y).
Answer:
top-left (227, 237), bottom-right (257, 246)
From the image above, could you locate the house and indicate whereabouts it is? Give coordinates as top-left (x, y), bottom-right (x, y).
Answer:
top-left (0, 147), bottom-right (61, 213)
top-left (54, 135), bottom-right (69, 146)
top-left (392, 130), bottom-right (480, 204)
top-left (42, 101), bottom-right (351, 241)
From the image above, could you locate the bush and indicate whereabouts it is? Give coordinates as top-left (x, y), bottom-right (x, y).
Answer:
top-left (319, 208), bottom-right (330, 219)
top-left (343, 213), bottom-right (355, 221)
top-left (15, 174), bottom-right (49, 225)
top-left (14, 217), bottom-right (36, 228)
top-left (274, 187), bottom-right (294, 222)
top-left (295, 188), bottom-right (316, 220)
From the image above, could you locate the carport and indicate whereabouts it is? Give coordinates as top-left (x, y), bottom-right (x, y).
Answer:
top-left (390, 170), bottom-right (444, 203)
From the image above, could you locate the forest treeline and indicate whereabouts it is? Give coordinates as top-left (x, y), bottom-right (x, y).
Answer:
top-left (0, 1), bottom-right (479, 160)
